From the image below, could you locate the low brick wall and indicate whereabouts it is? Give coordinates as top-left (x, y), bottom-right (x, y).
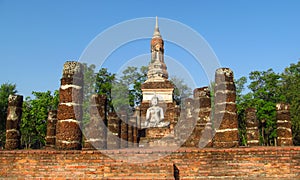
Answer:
top-left (0, 147), bottom-right (299, 179)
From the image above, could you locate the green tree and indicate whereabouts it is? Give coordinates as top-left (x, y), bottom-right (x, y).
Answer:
top-left (132, 66), bottom-right (148, 107)
top-left (236, 69), bottom-right (283, 146)
top-left (110, 66), bottom-right (148, 113)
top-left (83, 63), bottom-right (96, 99)
top-left (170, 76), bottom-right (192, 106)
top-left (120, 66), bottom-right (147, 108)
top-left (235, 76), bottom-right (248, 107)
top-left (248, 69), bottom-right (283, 102)
top-left (235, 77), bottom-right (250, 146)
top-left (82, 63), bottom-right (96, 124)
top-left (111, 81), bottom-right (131, 113)
top-left (20, 90), bottom-right (59, 149)
top-left (0, 83), bottom-right (17, 147)
top-left (95, 67), bottom-right (116, 112)
top-left (248, 69), bottom-right (282, 145)
top-left (281, 60), bottom-right (300, 145)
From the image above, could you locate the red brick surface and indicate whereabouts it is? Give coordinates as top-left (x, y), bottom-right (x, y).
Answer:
top-left (141, 80), bottom-right (174, 89)
top-left (0, 147), bottom-right (299, 179)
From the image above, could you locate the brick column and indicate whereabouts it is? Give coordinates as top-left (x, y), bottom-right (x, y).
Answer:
top-left (173, 105), bottom-right (180, 127)
top-left (213, 68), bottom-right (239, 148)
top-left (276, 103), bottom-right (293, 146)
top-left (45, 110), bottom-right (57, 149)
top-left (132, 116), bottom-right (139, 148)
top-left (135, 107), bottom-right (141, 129)
top-left (5, 95), bottom-right (23, 150)
top-left (120, 113), bottom-right (128, 148)
top-left (107, 112), bottom-right (121, 149)
top-left (127, 119), bottom-right (133, 148)
top-left (194, 87), bottom-right (213, 148)
top-left (128, 116), bottom-right (138, 148)
top-left (135, 107), bottom-right (141, 147)
top-left (181, 98), bottom-right (197, 147)
top-left (56, 61), bottom-right (83, 150)
top-left (245, 108), bottom-right (259, 146)
top-left (84, 94), bottom-right (107, 150)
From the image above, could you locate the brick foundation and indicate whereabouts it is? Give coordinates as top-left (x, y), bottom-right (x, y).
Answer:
top-left (0, 147), bottom-right (299, 179)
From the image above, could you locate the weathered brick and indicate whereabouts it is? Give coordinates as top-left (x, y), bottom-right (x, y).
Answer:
top-left (213, 68), bottom-right (239, 148)
top-left (5, 95), bottom-right (23, 150)
top-left (1, 147), bottom-right (300, 178)
top-left (56, 61), bottom-right (83, 150)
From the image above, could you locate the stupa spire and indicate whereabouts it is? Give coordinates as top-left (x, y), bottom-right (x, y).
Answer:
top-left (146, 16), bottom-right (168, 82)
top-left (141, 16), bottom-right (174, 104)
top-left (153, 16), bottom-right (161, 38)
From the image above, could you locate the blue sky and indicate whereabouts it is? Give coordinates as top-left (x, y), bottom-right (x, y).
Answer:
top-left (1, 1), bottom-right (300, 97)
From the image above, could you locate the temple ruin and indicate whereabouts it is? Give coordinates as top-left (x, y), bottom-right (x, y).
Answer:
top-left (1, 17), bottom-right (298, 179)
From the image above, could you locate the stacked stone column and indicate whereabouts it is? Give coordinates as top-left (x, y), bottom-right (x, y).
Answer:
top-left (5, 95), bottom-right (23, 150)
top-left (127, 117), bottom-right (134, 148)
top-left (276, 103), bottom-right (293, 146)
top-left (194, 87), bottom-right (213, 148)
top-left (213, 68), bottom-right (239, 148)
top-left (245, 108), bottom-right (259, 146)
top-left (56, 61), bottom-right (83, 150)
top-left (120, 112), bottom-right (128, 148)
top-left (133, 126), bottom-right (138, 147)
top-left (167, 102), bottom-right (177, 133)
top-left (107, 112), bottom-right (121, 149)
top-left (134, 107), bottom-right (141, 147)
top-left (45, 110), bottom-right (57, 149)
top-left (83, 94), bottom-right (107, 150)
top-left (181, 98), bottom-right (197, 147)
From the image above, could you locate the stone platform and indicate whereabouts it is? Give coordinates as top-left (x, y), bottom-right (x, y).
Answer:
top-left (139, 126), bottom-right (177, 147)
top-left (146, 126), bottom-right (172, 138)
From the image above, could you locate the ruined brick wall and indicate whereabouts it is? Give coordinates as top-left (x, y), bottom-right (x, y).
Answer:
top-left (0, 147), bottom-right (299, 179)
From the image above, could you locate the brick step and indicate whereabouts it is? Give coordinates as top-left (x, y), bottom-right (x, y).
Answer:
top-left (102, 162), bottom-right (175, 179)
